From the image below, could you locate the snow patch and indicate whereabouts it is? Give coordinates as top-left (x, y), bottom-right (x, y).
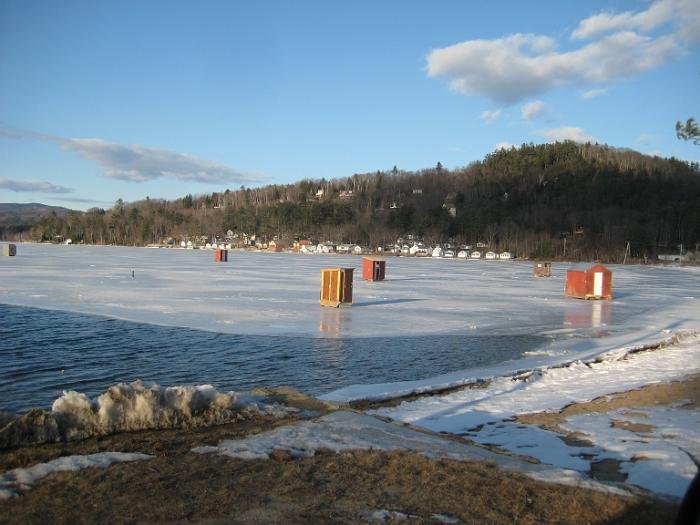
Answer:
top-left (193, 410), bottom-right (632, 496)
top-left (0, 452), bottom-right (152, 499)
top-left (370, 334), bottom-right (700, 497)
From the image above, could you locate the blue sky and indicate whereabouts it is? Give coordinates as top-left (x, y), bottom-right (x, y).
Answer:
top-left (1, 0), bottom-right (698, 210)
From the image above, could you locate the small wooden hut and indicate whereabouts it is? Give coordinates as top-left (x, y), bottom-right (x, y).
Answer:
top-left (533, 262), bottom-right (552, 277)
top-left (362, 257), bottom-right (386, 281)
top-left (565, 264), bottom-right (613, 300)
top-left (320, 268), bottom-right (353, 307)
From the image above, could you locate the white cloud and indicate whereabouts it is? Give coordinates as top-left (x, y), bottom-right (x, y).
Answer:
top-left (494, 141), bottom-right (514, 151)
top-left (521, 101), bottom-right (547, 121)
top-left (580, 88), bottom-right (608, 100)
top-left (636, 133), bottom-right (656, 144)
top-left (539, 126), bottom-right (597, 144)
top-left (0, 177), bottom-right (73, 194)
top-left (572, 0), bottom-right (700, 43)
top-left (572, 0), bottom-right (676, 40)
top-left (0, 127), bottom-right (267, 186)
top-left (58, 138), bottom-right (265, 184)
top-left (480, 109), bottom-right (502, 124)
top-left (426, 31), bottom-right (679, 104)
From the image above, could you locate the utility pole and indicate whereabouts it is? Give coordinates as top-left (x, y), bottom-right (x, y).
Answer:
top-left (623, 241), bottom-right (631, 265)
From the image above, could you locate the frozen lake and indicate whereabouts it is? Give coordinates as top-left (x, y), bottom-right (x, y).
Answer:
top-left (1, 244), bottom-right (698, 412)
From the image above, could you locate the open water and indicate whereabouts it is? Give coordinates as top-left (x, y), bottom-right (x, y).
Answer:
top-left (0, 303), bottom-right (549, 413)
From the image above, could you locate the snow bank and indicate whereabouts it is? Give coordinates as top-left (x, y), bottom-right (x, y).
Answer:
top-left (370, 333), bottom-right (700, 432)
top-left (321, 331), bottom-right (697, 404)
top-left (0, 452), bottom-right (152, 499)
top-left (0, 380), bottom-right (296, 448)
top-left (369, 333), bottom-right (700, 497)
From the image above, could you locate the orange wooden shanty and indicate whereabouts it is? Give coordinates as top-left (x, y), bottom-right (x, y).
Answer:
top-left (533, 262), bottom-right (552, 277)
top-left (320, 268), bottom-right (353, 307)
top-left (214, 248), bottom-right (228, 262)
top-left (362, 256), bottom-right (386, 281)
top-left (565, 264), bottom-right (613, 300)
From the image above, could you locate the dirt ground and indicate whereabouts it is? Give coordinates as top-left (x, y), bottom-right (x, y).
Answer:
top-left (0, 386), bottom-right (688, 524)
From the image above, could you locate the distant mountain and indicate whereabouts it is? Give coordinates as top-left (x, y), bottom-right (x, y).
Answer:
top-left (0, 203), bottom-right (75, 239)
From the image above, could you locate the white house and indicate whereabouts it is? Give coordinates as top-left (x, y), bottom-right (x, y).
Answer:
top-left (432, 247), bottom-right (444, 258)
top-left (485, 251), bottom-right (497, 259)
top-left (499, 251), bottom-right (512, 260)
top-left (470, 250), bottom-right (481, 259)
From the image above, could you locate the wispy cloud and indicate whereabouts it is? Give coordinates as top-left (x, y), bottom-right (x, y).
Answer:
top-left (480, 109), bottom-right (502, 124)
top-left (521, 100), bottom-right (547, 121)
top-left (539, 126), bottom-right (597, 144)
top-left (425, 0), bottom-right (695, 104)
top-left (0, 127), bottom-right (267, 185)
top-left (572, 0), bottom-right (699, 43)
top-left (53, 196), bottom-right (114, 205)
top-left (0, 177), bottom-right (74, 194)
top-left (580, 88), bottom-right (608, 100)
top-left (636, 133), bottom-right (656, 144)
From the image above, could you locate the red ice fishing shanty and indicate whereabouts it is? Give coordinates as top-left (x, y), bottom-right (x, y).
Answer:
top-left (214, 248), bottom-right (228, 262)
top-left (362, 256), bottom-right (386, 281)
top-left (565, 264), bottom-right (613, 300)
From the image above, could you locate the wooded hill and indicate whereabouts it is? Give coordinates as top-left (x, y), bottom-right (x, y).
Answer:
top-left (13, 142), bottom-right (700, 261)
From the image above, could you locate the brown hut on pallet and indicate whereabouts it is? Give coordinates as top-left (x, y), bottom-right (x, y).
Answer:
top-left (533, 262), bottom-right (552, 277)
top-left (565, 264), bottom-right (613, 300)
top-left (320, 268), bottom-right (353, 307)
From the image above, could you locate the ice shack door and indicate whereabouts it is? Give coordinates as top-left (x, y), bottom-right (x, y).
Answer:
top-left (593, 272), bottom-right (603, 297)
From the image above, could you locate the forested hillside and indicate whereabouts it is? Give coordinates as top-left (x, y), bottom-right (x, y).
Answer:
top-left (14, 142), bottom-right (700, 261)
top-left (0, 203), bottom-right (72, 240)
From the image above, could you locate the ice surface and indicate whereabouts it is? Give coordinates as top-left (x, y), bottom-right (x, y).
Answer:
top-left (0, 451), bottom-right (152, 499)
top-left (1, 244), bottom-right (697, 343)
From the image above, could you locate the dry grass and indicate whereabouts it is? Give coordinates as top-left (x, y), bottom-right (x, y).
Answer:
top-left (0, 446), bottom-right (678, 524)
top-left (0, 413), bottom-right (680, 524)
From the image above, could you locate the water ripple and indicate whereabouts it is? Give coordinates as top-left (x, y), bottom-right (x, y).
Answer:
top-left (0, 303), bottom-right (548, 413)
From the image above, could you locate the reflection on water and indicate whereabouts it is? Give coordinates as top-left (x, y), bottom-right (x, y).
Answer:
top-left (565, 301), bottom-right (612, 329)
top-left (319, 307), bottom-right (351, 336)
top-left (2, 303), bottom-right (555, 413)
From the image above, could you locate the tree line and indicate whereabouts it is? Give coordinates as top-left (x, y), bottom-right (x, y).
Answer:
top-left (18, 141), bottom-right (700, 262)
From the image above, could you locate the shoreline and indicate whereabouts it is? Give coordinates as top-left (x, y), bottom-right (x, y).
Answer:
top-left (1, 375), bottom-right (696, 523)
